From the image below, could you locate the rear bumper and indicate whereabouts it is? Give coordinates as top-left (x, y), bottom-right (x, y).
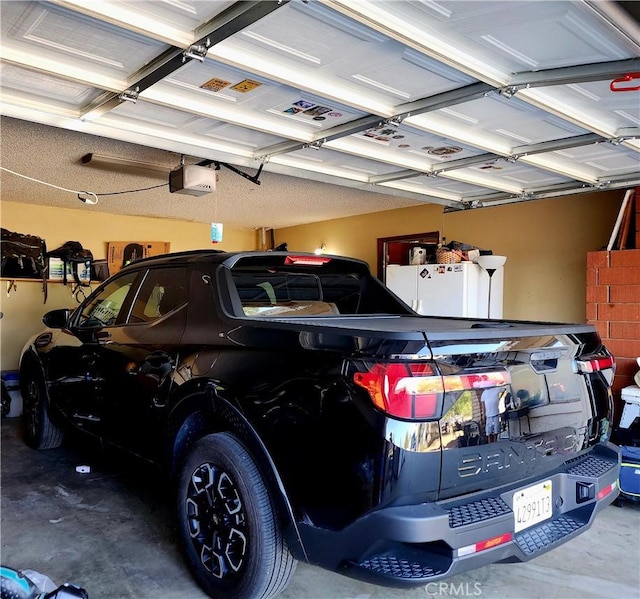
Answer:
top-left (298, 444), bottom-right (620, 587)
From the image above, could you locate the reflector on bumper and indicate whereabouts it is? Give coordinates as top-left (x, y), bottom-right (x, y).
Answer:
top-left (457, 533), bottom-right (513, 557)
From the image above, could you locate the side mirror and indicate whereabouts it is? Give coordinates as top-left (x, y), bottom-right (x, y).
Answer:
top-left (42, 308), bottom-right (72, 329)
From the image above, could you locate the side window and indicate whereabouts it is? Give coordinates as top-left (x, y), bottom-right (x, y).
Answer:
top-left (128, 267), bottom-right (189, 324)
top-left (77, 271), bottom-right (139, 328)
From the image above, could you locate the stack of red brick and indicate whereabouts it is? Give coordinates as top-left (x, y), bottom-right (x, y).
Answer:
top-left (586, 249), bottom-right (640, 419)
top-left (637, 196), bottom-right (640, 249)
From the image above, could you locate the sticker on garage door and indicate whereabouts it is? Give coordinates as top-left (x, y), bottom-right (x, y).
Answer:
top-left (200, 78), bottom-right (232, 92)
top-left (273, 99), bottom-right (341, 123)
top-left (231, 79), bottom-right (262, 93)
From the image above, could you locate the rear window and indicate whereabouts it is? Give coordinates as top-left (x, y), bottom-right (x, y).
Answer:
top-left (232, 272), bottom-right (359, 317)
top-left (226, 254), bottom-right (413, 318)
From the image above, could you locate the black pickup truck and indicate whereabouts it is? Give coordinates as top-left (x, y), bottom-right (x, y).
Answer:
top-left (19, 250), bottom-right (620, 599)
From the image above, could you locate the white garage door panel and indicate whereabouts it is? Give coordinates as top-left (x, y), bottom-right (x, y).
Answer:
top-left (382, 174), bottom-right (493, 201)
top-left (0, 63), bottom-right (103, 109)
top-left (331, 1), bottom-right (638, 75)
top-left (556, 143), bottom-right (640, 174)
top-left (418, 95), bottom-right (590, 147)
top-left (1, 2), bottom-right (168, 78)
top-left (280, 146), bottom-right (401, 179)
top-left (1, 0), bottom-right (638, 211)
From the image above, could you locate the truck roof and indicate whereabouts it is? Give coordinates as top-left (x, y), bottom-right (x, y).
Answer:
top-left (120, 250), bottom-right (368, 270)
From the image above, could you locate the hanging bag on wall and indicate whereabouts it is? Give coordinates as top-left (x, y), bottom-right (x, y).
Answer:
top-left (0, 228), bottom-right (48, 302)
top-left (47, 241), bottom-right (93, 287)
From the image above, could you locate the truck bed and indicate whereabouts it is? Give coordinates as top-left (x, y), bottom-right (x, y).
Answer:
top-left (239, 313), bottom-right (595, 341)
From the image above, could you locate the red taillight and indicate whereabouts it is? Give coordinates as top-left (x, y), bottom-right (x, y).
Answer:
top-left (353, 362), bottom-right (511, 420)
top-left (353, 362), bottom-right (441, 419)
top-left (576, 355), bottom-right (615, 374)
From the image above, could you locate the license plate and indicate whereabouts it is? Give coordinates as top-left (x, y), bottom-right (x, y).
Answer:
top-left (513, 480), bottom-right (553, 533)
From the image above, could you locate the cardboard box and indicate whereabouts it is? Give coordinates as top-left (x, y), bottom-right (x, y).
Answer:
top-left (107, 241), bottom-right (171, 276)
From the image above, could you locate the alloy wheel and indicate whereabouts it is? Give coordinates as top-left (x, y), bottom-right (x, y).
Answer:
top-left (185, 462), bottom-right (248, 580)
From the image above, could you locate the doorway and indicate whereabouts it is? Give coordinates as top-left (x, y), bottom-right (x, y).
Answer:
top-left (376, 231), bottom-right (439, 282)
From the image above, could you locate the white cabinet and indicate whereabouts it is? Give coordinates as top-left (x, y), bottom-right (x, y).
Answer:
top-left (386, 262), bottom-right (504, 318)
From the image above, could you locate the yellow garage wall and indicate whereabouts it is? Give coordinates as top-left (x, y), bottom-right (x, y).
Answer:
top-left (0, 191), bottom-right (624, 370)
top-left (275, 190), bottom-right (622, 324)
top-left (1, 201), bottom-right (256, 257)
top-left (0, 202), bottom-right (257, 370)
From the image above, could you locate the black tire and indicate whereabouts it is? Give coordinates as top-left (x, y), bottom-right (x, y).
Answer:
top-left (177, 432), bottom-right (297, 599)
top-left (20, 361), bottom-right (64, 450)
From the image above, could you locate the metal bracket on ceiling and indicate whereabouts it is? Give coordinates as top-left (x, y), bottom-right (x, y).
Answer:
top-left (498, 84), bottom-right (530, 99)
top-left (183, 40), bottom-right (210, 62)
top-left (304, 139), bottom-right (325, 150)
top-left (608, 127), bottom-right (640, 145)
top-left (196, 159), bottom-right (263, 186)
top-left (385, 115), bottom-right (406, 127)
top-left (462, 199), bottom-right (484, 209)
top-left (119, 87), bottom-right (139, 103)
top-left (593, 180), bottom-right (611, 190)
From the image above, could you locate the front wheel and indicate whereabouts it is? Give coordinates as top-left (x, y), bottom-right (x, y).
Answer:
top-left (20, 362), bottom-right (64, 450)
top-left (177, 432), bottom-right (297, 599)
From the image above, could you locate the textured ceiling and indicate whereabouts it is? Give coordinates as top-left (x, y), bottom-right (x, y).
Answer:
top-left (1, 1), bottom-right (639, 226)
top-left (1, 116), bottom-right (418, 228)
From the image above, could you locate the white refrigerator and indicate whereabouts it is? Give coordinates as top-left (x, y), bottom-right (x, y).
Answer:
top-left (385, 262), bottom-right (504, 318)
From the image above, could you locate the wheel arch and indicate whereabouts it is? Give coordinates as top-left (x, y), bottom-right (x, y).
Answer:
top-left (19, 345), bottom-right (45, 381)
top-left (166, 379), bottom-right (308, 561)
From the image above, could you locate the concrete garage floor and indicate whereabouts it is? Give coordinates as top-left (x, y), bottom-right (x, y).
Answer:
top-left (1, 417), bottom-right (639, 599)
